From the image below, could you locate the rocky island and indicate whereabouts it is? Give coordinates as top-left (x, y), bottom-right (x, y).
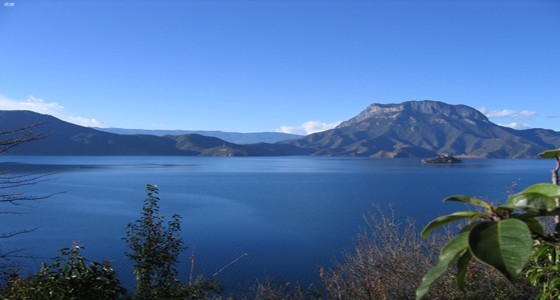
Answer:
top-left (422, 154), bottom-right (462, 164)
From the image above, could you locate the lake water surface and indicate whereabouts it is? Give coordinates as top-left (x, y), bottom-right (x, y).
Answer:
top-left (0, 156), bottom-right (554, 293)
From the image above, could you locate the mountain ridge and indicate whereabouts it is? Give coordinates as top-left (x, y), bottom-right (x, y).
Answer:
top-left (94, 128), bottom-right (302, 144)
top-left (0, 111), bottom-right (289, 156)
top-left (0, 110), bottom-right (185, 155)
top-left (281, 100), bottom-right (560, 158)
top-left (1, 100), bottom-right (559, 158)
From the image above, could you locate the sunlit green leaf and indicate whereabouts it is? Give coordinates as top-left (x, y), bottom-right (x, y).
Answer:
top-left (456, 251), bottom-right (472, 292)
top-left (421, 211), bottom-right (482, 238)
top-left (539, 149), bottom-right (560, 158)
top-left (468, 219), bottom-right (532, 281)
top-left (533, 243), bottom-right (551, 259)
top-left (518, 183), bottom-right (560, 199)
top-left (416, 230), bottom-right (469, 300)
top-left (506, 193), bottom-right (557, 211)
top-left (444, 195), bottom-right (491, 210)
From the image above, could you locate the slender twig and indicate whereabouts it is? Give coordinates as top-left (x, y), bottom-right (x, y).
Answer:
top-left (0, 122), bottom-right (46, 154)
top-left (189, 246), bottom-right (195, 286)
top-left (0, 123), bottom-right (55, 261)
top-left (0, 228), bottom-right (38, 239)
top-left (212, 252), bottom-right (248, 277)
top-left (0, 172), bottom-right (59, 190)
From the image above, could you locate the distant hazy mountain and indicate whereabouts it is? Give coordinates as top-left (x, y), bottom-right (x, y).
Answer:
top-left (281, 100), bottom-right (560, 158)
top-left (0, 111), bottom-right (184, 155)
top-left (95, 128), bottom-right (302, 144)
top-left (169, 133), bottom-right (306, 156)
top-left (0, 111), bottom-right (297, 156)
top-left (2, 101), bottom-right (560, 158)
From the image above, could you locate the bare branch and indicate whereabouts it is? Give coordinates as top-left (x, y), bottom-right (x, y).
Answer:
top-left (0, 123), bottom-right (54, 264)
top-left (0, 228), bottom-right (37, 239)
top-left (0, 172), bottom-right (57, 190)
top-left (0, 122), bottom-right (46, 154)
top-left (0, 193), bottom-right (58, 205)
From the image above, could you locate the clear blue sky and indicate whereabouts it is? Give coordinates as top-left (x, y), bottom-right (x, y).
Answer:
top-left (1, 0), bottom-right (559, 134)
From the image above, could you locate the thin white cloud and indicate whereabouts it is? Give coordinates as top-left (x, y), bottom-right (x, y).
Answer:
top-left (497, 122), bottom-right (531, 130)
top-left (0, 94), bottom-right (106, 128)
top-left (479, 107), bottom-right (516, 118)
top-left (277, 120), bottom-right (341, 135)
top-left (479, 107), bottom-right (537, 130)
top-left (517, 110), bottom-right (537, 118)
top-left (65, 116), bottom-right (106, 128)
top-left (479, 107), bottom-right (537, 120)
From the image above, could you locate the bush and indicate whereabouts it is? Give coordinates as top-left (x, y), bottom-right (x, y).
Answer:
top-left (123, 184), bottom-right (184, 299)
top-left (0, 244), bottom-right (126, 299)
top-left (124, 184), bottom-right (222, 299)
top-left (320, 207), bottom-right (535, 300)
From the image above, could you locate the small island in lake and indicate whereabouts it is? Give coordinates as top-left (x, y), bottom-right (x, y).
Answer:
top-left (422, 154), bottom-right (462, 164)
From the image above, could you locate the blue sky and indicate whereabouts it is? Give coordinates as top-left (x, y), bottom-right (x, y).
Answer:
top-left (1, 0), bottom-right (559, 134)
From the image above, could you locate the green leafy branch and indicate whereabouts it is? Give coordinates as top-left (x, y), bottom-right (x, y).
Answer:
top-left (416, 183), bottom-right (560, 300)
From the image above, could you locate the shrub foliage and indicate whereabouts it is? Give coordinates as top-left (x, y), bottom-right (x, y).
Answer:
top-left (123, 184), bottom-right (185, 299)
top-left (0, 245), bottom-right (125, 299)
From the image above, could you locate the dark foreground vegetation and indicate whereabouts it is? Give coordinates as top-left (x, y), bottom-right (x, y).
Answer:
top-left (0, 195), bottom-right (543, 299)
top-left (1, 126), bottom-right (560, 299)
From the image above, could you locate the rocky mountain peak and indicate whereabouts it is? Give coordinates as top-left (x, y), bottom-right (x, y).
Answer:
top-left (337, 100), bottom-right (490, 128)
top-left (3, 101), bottom-right (560, 158)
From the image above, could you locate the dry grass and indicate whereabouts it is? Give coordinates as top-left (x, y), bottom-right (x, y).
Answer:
top-left (318, 206), bottom-right (536, 300)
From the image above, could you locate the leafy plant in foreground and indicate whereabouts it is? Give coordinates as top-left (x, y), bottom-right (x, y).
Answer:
top-left (124, 184), bottom-right (184, 299)
top-left (526, 241), bottom-right (560, 300)
top-left (0, 244), bottom-right (125, 299)
top-left (523, 148), bottom-right (560, 300)
top-left (124, 184), bottom-right (223, 299)
top-left (416, 182), bottom-right (560, 299)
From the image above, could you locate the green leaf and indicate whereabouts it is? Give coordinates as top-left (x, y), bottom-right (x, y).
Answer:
top-left (506, 193), bottom-right (557, 212)
top-left (421, 211), bottom-right (482, 238)
top-left (456, 251), bottom-right (472, 292)
top-left (444, 196), bottom-right (491, 210)
top-left (416, 230), bottom-right (469, 300)
top-left (539, 148), bottom-right (560, 158)
top-left (468, 219), bottom-right (533, 281)
top-left (518, 183), bottom-right (560, 199)
top-left (532, 243), bottom-right (551, 259)
top-left (517, 217), bottom-right (544, 236)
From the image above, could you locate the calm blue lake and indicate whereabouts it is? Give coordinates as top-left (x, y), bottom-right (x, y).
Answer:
top-left (0, 156), bottom-right (554, 293)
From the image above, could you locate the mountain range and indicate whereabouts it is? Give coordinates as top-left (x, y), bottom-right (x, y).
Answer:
top-left (94, 128), bottom-right (302, 144)
top-left (281, 101), bottom-right (560, 158)
top-left (1, 100), bottom-right (559, 158)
